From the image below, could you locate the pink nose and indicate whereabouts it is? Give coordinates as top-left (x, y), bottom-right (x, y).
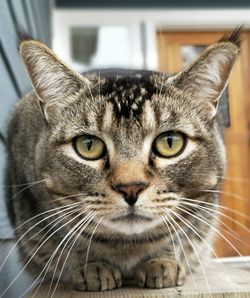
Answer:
top-left (112, 182), bottom-right (149, 206)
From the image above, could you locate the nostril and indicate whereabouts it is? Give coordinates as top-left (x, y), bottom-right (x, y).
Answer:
top-left (112, 182), bottom-right (149, 205)
top-left (124, 195), bottom-right (137, 206)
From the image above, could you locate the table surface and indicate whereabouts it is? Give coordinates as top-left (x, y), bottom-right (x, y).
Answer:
top-left (0, 240), bottom-right (250, 298)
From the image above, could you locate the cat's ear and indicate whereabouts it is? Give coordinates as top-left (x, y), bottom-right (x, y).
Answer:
top-left (169, 29), bottom-right (241, 117)
top-left (19, 40), bottom-right (90, 120)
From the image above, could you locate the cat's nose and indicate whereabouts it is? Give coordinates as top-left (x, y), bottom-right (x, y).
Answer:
top-left (112, 182), bottom-right (149, 206)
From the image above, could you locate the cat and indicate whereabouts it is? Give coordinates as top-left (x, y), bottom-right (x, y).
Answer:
top-left (4, 29), bottom-right (240, 293)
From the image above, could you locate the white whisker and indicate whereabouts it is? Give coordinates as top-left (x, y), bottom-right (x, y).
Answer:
top-left (171, 206), bottom-right (239, 291)
top-left (202, 189), bottom-right (249, 203)
top-left (33, 211), bottom-right (98, 298)
top-left (180, 201), bottom-right (250, 244)
top-left (160, 212), bottom-right (197, 288)
top-left (84, 216), bottom-right (104, 274)
top-left (1, 208), bottom-right (90, 297)
top-left (0, 202), bottom-right (82, 274)
top-left (50, 192), bottom-right (91, 203)
top-left (0, 201), bottom-right (83, 244)
top-left (163, 208), bottom-right (212, 296)
top-left (173, 204), bottom-right (243, 258)
top-left (4, 179), bottom-right (47, 188)
top-left (9, 179), bottom-right (47, 201)
top-left (183, 197), bottom-right (250, 220)
top-left (50, 213), bottom-right (102, 297)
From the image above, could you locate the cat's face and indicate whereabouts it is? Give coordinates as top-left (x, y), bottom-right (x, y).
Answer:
top-left (19, 37), bottom-right (239, 235)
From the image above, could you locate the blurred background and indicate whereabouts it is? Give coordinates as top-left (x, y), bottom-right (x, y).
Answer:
top-left (0, 0), bottom-right (250, 259)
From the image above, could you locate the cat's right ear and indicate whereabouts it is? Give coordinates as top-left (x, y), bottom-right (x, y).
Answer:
top-left (19, 40), bottom-right (90, 120)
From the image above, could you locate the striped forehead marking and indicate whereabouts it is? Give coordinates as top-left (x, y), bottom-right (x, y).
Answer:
top-left (100, 74), bottom-right (156, 119)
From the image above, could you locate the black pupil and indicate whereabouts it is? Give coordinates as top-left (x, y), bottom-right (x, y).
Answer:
top-left (166, 136), bottom-right (173, 148)
top-left (85, 138), bottom-right (93, 151)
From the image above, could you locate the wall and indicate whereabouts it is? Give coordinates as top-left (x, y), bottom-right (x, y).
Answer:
top-left (53, 8), bottom-right (250, 73)
top-left (0, 0), bottom-right (52, 238)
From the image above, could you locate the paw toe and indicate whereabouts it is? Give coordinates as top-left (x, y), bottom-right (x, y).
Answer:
top-left (135, 258), bottom-right (185, 289)
top-left (81, 262), bottom-right (122, 291)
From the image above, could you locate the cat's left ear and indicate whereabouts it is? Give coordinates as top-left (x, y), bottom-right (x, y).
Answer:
top-left (169, 29), bottom-right (241, 117)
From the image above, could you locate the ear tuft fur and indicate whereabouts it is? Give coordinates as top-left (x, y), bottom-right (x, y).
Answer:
top-left (18, 32), bottom-right (34, 45)
top-left (219, 26), bottom-right (243, 48)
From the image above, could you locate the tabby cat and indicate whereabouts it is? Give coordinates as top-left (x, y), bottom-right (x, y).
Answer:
top-left (4, 30), bottom-right (240, 292)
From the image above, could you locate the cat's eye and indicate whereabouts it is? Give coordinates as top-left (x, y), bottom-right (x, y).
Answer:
top-left (74, 135), bottom-right (106, 160)
top-left (153, 131), bottom-right (186, 158)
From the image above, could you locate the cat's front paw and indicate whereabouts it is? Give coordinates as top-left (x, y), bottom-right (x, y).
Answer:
top-left (73, 261), bottom-right (122, 291)
top-left (135, 258), bottom-right (186, 289)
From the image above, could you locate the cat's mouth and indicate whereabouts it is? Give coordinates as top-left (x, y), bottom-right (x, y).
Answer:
top-left (102, 208), bottom-right (161, 234)
top-left (111, 209), bottom-right (152, 223)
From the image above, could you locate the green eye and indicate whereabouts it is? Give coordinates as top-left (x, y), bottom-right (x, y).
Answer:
top-left (74, 135), bottom-right (106, 160)
top-left (153, 131), bottom-right (186, 158)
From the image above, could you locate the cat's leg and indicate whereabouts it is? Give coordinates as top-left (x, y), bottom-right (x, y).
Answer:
top-left (71, 252), bottom-right (122, 291)
top-left (134, 255), bottom-right (186, 289)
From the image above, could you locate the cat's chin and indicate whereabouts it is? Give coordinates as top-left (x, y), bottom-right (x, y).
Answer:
top-left (101, 212), bottom-right (162, 235)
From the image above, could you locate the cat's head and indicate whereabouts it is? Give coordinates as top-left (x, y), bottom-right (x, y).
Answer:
top-left (19, 30), bottom-right (240, 235)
